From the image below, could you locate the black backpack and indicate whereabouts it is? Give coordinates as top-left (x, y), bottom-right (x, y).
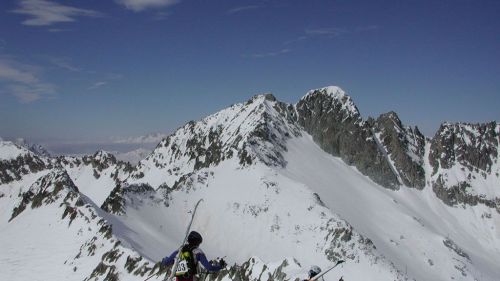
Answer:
top-left (175, 245), bottom-right (197, 277)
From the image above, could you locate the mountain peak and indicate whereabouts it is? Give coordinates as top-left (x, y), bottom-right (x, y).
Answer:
top-left (92, 150), bottom-right (116, 163)
top-left (249, 93), bottom-right (277, 103)
top-left (300, 86), bottom-right (360, 119)
top-left (0, 140), bottom-right (30, 161)
top-left (305, 85), bottom-right (346, 99)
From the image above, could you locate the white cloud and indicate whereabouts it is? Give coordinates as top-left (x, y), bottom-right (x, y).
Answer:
top-left (116, 0), bottom-right (179, 12)
top-left (304, 25), bottom-right (379, 37)
top-left (88, 81), bottom-right (107, 90)
top-left (0, 59), bottom-right (39, 84)
top-left (249, 48), bottom-right (290, 59)
top-left (48, 57), bottom-right (81, 72)
top-left (0, 57), bottom-right (55, 103)
top-left (305, 27), bottom-right (349, 37)
top-left (7, 83), bottom-right (55, 103)
top-left (12, 0), bottom-right (103, 26)
top-left (227, 5), bottom-right (260, 15)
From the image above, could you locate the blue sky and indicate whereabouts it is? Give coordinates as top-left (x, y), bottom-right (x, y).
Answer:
top-left (0, 0), bottom-right (499, 150)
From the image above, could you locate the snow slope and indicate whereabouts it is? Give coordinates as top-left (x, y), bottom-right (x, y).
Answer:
top-left (109, 158), bottom-right (404, 281)
top-left (59, 151), bottom-right (132, 206)
top-left (0, 169), bottom-right (153, 281)
top-left (281, 134), bottom-right (500, 281)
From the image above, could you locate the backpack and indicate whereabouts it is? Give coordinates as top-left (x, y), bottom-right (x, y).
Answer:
top-left (175, 245), bottom-right (197, 277)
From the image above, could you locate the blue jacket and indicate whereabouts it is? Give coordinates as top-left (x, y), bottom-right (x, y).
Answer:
top-left (161, 247), bottom-right (223, 272)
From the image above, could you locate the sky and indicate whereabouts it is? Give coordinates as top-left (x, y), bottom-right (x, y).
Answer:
top-left (0, 0), bottom-right (499, 153)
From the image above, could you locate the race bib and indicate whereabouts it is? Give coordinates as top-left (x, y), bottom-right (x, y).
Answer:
top-left (175, 259), bottom-right (189, 276)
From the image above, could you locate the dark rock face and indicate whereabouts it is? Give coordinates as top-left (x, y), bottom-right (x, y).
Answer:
top-left (101, 184), bottom-right (126, 214)
top-left (101, 183), bottom-right (156, 215)
top-left (9, 169), bottom-right (79, 221)
top-left (295, 88), bottom-right (400, 189)
top-left (429, 122), bottom-right (499, 211)
top-left (0, 153), bottom-right (50, 184)
top-left (430, 122), bottom-right (498, 174)
top-left (373, 112), bottom-right (426, 189)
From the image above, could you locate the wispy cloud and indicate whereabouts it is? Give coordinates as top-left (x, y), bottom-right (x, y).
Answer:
top-left (88, 73), bottom-right (123, 90)
top-left (356, 25), bottom-right (380, 32)
top-left (284, 25), bottom-right (380, 46)
top-left (12, 0), bottom-right (103, 26)
top-left (116, 0), bottom-right (180, 12)
top-left (0, 56), bottom-right (56, 102)
top-left (305, 25), bottom-right (379, 38)
top-left (47, 28), bottom-right (71, 33)
top-left (248, 48), bottom-right (290, 59)
top-left (305, 27), bottom-right (349, 37)
top-left (47, 57), bottom-right (81, 72)
top-left (105, 73), bottom-right (124, 81)
top-left (227, 5), bottom-right (260, 15)
top-left (88, 81), bottom-right (108, 90)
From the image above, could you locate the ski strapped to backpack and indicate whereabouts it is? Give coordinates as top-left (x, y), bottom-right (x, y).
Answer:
top-left (168, 199), bottom-right (204, 280)
top-left (309, 260), bottom-right (345, 281)
top-left (174, 245), bottom-right (197, 277)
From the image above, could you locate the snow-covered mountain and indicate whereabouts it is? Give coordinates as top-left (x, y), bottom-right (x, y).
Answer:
top-left (1, 86), bottom-right (499, 281)
top-left (14, 138), bottom-right (52, 158)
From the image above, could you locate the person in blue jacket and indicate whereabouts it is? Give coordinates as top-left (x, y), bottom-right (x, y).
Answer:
top-left (161, 231), bottom-right (226, 281)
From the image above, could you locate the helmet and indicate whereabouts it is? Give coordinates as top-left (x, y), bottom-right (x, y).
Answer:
top-left (187, 231), bottom-right (203, 245)
top-left (308, 265), bottom-right (321, 278)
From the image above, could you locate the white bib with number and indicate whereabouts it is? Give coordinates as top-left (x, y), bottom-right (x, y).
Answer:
top-left (175, 259), bottom-right (189, 276)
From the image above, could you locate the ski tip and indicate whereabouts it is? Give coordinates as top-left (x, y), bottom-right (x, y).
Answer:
top-left (337, 260), bottom-right (345, 264)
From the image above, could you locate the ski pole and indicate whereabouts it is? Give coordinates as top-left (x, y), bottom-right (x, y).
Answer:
top-left (309, 260), bottom-right (345, 281)
top-left (144, 273), bottom-right (155, 281)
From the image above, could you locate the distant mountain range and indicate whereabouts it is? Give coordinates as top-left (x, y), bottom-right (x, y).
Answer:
top-left (1, 86), bottom-right (498, 281)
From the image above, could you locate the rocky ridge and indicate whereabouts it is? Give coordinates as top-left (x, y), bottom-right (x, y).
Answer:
top-left (128, 94), bottom-right (302, 188)
top-left (429, 122), bottom-right (500, 211)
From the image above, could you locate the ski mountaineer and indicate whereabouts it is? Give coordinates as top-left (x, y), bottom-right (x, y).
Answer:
top-left (161, 231), bottom-right (226, 281)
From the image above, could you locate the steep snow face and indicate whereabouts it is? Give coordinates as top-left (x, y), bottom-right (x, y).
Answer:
top-left (280, 134), bottom-right (500, 281)
top-left (128, 94), bottom-right (301, 189)
top-left (58, 151), bottom-right (132, 206)
top-left (0, 169), bottom-right (153, 281)
top-left (296, 86), bottom-right (400, 189)
top-left (106, 158), bottom-right (405, 281)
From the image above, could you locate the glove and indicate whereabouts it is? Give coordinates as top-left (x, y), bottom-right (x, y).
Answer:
top-left (218, 258), bottom-right (227, 268)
